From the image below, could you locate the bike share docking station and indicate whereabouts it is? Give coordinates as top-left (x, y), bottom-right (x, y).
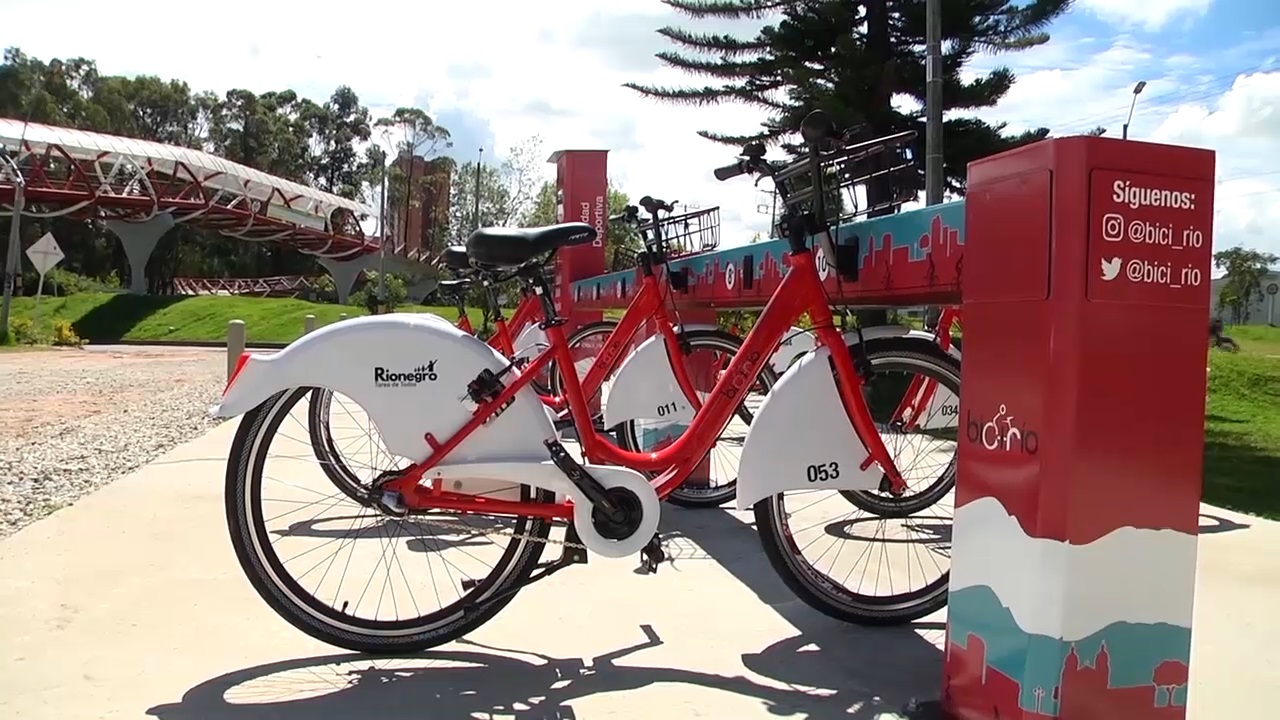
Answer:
top-left (566, 135), bottom-right (1214, 720)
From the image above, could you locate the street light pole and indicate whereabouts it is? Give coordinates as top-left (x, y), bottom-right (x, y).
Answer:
top-left (1122, 80), bottom-right (1148, 140)
top-left (0, 160), bottom-right (24, 343)
top-left (924, 0), bottom-right (944, 207)
top-left (0, 61), bottom-right (57, 343)
top-left (377, 149), bottom-right (388, 305)
top-left (474, 147), bottom-right (483, 231)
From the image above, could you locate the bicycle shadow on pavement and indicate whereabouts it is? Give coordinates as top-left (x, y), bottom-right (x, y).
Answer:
top-left (146, 621), bottom-right (937, 720)
top-left (657, 505), bottom-right (946, 705)
top-left (148, 507), bottom-right (943, 719)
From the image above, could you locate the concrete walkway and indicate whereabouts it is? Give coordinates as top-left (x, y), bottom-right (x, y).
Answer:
top-left (0, 421), bottom-right (1274, 719)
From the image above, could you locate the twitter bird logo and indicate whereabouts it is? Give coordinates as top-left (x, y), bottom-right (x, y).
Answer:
top-left (1101, 257), bottom-right (1121, 281)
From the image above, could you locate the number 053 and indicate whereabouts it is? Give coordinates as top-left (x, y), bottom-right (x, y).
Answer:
top-left (805, 462), bottom-right (840, 483)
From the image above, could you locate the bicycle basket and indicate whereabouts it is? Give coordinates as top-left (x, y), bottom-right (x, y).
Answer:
top-left (637, 206), bottom-right (721, 259)
top-left (610, 246), bottom-right (641, 273)
top-left (775, 130), bottom-right (918, 226)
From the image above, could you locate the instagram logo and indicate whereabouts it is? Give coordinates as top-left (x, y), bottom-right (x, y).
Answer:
top-left (1101, 213), bottom-right (1124, 242)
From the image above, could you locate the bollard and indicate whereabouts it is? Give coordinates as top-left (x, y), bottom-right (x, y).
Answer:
top-left (304, 314), bottom-right (316, 335)
top-left (226, 319), bottom-right (246, 382)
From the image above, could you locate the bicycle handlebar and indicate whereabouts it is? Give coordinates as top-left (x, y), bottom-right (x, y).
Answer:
top-left (609, 205), bottom-right (640, 224)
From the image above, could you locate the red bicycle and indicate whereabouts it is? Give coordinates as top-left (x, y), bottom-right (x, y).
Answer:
top-left (310, 212), bottom-right (755, 508)
top-left (213, 111), bottom-right (959, 653)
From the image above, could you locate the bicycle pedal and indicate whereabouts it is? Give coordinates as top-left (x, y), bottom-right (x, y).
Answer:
top-left (637, 534), bottom-right (665, 575)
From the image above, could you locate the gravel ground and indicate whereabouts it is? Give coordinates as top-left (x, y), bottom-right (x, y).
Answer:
top-left (0, 347), bottom-right (226, 538)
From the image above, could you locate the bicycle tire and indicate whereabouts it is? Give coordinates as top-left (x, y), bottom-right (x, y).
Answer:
top-left (752, 344), bottom-right (959, 626)
top-left (839, 336), bottom-right (960, 517)
top-left (547, 320), bottom-right (621, 429)
top-left (617, 328), bottom-right (776, 509)
top-left (226, 387), bottom-right (555, 655)
top-left (306, 388), bottom-right (369, 503)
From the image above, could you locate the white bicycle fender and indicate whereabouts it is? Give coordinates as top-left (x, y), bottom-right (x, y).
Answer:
top-left (842, 325), bottom-right (963, 364)
top-left (770, 326), bottom-right (817, 374)
top-left (214, 314), bottom-right (556, 462)
top-left (511, 323), bottom-right (548, 364)
top-left (602, 334), bottom-right (697, 428)
top-left (735, 346), bottom-right (884, 511)
top-left (842, 326), bottom-right (960, 429)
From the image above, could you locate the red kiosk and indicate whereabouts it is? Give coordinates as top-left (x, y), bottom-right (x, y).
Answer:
top-left (943, 136), bottom-right (1214, 719)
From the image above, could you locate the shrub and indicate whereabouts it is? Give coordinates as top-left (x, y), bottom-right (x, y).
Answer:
top-left (23, 268), bottom-right (120, 296)
top-left (51, 319), bottom-right (82, 347)
top-left (350, 272), bottom-right (408, 311)
top-left (8, 317), bottom-right (46, 345)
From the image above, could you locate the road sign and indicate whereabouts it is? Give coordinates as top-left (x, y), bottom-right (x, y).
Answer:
top-left (25, 232), bottom-right (64, 275)
top-left (1266, 282), bottom-right (1279, 296)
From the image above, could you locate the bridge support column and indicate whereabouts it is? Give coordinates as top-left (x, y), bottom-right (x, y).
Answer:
top-left (940, 137), bottom-right (1213, 719)
top-left (317, 255), bottom-right (377, 305)
top-left (103, 213), bottom-right (175, 295)
top-left (405, 275), bottom-right (440, 305)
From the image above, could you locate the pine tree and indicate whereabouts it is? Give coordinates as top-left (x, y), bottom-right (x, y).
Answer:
top-left (626, 0), bottom-right (1075, 200)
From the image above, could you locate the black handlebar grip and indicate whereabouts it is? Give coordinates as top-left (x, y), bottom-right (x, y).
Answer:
top-left (800, 109), bottom-right (837, 145)
top-left (713, 162), bottom-right (745, 181)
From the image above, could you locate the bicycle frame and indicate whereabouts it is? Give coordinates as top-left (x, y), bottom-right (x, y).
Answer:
top-left (889, 307), bottom-right (960, 431)
top-left (539, 270), bottom-right (705, 417)
top-left (383, 247), bottom-right (907, 520)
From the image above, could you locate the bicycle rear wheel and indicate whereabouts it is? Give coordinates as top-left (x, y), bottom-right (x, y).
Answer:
top-left (752, 343), bottom-right (959, 625)
top-left (616, 328), bottom-right (774, 508)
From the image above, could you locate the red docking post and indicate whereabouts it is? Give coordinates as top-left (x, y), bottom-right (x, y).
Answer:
top-left (549, 149), bottom-right (608, 335)
top-left (943, 136), bottom-right (1214, 720)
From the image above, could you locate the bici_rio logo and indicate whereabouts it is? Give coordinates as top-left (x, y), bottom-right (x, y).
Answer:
top-left (373, 361), bottom-right (438, 388)
top-left (965, 403), bottom-right (1039, 454)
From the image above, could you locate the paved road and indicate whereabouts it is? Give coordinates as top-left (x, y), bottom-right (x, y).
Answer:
top-left (0, 420), bottom-right (1273, 719)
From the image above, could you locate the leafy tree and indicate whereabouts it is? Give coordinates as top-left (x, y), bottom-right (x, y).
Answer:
top-left (625, 0), bottom-right (1070, 326)
top-left (627, 0), bottom-right (1069, 199)
top-left (447, 136), bottom-right (546, 237)
top-left (0, 47), bottom-right (412, 292)
top-left (1214, 246), bottom-right (1279, 323)
top-left (374, 107), bottom-right (453, 254)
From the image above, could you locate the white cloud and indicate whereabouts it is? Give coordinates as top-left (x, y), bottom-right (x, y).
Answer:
top-left (1074, 0), bottom-right (1214, 32)
top-left (3, 0), bottom-right (1277, 264)
top-left (972, 36), bottom-right (1280, 262)
top-left (1153, 73), bottom-right (1280, 261)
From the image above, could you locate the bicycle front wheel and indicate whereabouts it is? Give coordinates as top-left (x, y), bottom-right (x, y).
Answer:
top-left (753, 341), bottom-right (959, 626)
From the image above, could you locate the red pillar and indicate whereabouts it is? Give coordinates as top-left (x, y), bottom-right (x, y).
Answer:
top-left (944, 137), bottom-right (1213, 719)
top-left (549, 150), bottom-right (607, 334)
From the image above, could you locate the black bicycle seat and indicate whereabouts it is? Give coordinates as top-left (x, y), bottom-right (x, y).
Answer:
top-left (466, 222), bottom-right (597, 268)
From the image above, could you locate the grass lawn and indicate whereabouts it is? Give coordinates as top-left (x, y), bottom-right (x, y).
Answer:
top-left (6, 292), bottom-right (483, 344)
top-left (1204, 324), bottom-right (1280, 520)
top-left (5, 292), bottom-right (1278, 518)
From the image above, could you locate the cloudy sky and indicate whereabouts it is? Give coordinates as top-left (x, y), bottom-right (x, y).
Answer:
top-left (4, 0), bottom-right (1280, 259)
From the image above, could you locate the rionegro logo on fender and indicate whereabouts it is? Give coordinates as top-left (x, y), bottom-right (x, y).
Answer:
top-left (374, 361), bottom-right (438, 388)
